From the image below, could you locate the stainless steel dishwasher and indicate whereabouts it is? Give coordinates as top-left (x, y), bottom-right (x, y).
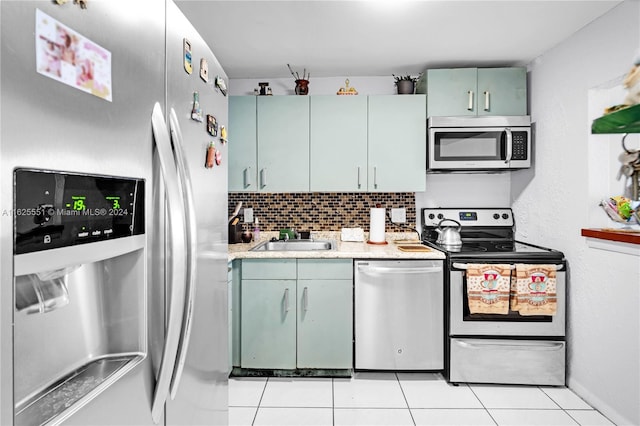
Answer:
top-left (355, 260), bottom-right (444, 370)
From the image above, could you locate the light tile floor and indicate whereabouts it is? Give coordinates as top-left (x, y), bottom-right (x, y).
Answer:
top-left (229, 372), bottom-right (615, 426)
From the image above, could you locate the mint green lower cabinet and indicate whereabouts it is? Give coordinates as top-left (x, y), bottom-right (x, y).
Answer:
top-left (240, 279), bottom-right (297, 369)
top-left (297, 279), bottom-right (353, 368)
top-left (239, 258), bottom-right (353, 370)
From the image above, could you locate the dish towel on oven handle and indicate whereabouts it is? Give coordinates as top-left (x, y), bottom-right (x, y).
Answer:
top-left (511, 264), bottom-right (557, 316)
top-left (466, 264), bottom-right (512, 315)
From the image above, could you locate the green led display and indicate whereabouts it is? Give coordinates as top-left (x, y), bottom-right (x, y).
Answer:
top-left (106, 196), bottom-right (121, 209)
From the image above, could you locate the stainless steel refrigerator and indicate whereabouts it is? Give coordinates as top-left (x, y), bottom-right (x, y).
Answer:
top-left (0, 1), bottom-right (229, 424)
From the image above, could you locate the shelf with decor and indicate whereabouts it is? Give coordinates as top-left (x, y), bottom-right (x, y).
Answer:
top-left (591, 104), bottom-right (640, 134)
top-left (581, 228), bottom-right (640, 244)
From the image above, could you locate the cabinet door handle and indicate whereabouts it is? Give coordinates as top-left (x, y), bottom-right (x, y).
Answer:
top-left (373, 166), bottom-right (378, 189)
top-left (302, 287), bottom-right (308, 312)
top-left (243, 167), bottom-right (251, 188)
top-left (467, 90), bottom-right (474, 111)
top-left (357, 166), bottom-right (361, 189)
top-left (283, 288), bottom-right (290, 312)
top-left (484, 91), bottom-right (490, 111)
top-left (260, 168), bottom-right (267, 189)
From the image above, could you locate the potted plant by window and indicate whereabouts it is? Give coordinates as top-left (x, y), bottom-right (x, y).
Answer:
top-left (393, 73), bottom-right (421, 95)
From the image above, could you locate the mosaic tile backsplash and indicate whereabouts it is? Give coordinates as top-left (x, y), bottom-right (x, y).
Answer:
top-left (228, 193), bottom-right (416, 232)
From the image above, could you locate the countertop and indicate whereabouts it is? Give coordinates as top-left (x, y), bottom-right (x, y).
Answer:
top-left (228, 231), bottom-right (446, 261)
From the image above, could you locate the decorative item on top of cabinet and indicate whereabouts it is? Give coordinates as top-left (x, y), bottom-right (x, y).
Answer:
top-left (393, 73), bottom-right (421, 95)
top-left (337, 79), bottom-right (358, 95)
top-left (256, 82), bottom-right (273, 96)
top-left (287, 63), bottom-right (310, 95)
top-left (417, 67), bottom-right (526, 116)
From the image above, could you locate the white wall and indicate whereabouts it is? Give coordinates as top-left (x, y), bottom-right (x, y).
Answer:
top-left (517, 2), bottom-right (640, 424)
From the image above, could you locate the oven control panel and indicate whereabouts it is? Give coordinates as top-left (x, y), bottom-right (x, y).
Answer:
top-left (422, 208), bottom-right (514, 227)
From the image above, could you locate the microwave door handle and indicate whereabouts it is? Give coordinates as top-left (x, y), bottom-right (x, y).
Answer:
top-left (504, 128), bottom-right (513, 164)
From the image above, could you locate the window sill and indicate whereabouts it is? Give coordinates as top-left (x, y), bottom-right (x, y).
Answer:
top-left (581, 228), bottom-right (640, 256)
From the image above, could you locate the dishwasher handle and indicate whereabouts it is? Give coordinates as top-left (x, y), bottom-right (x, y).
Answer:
top-left (357, 265), bottom-right (442, 275)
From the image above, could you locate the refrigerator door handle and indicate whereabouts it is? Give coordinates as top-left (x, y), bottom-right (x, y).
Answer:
top-left (168, 108), bottom-right (198, 400)
top-left (150, 103), bottom-right (188, 424)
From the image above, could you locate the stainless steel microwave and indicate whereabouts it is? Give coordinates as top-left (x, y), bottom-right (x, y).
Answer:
top-left (427, 116), bottom-right (531, 172)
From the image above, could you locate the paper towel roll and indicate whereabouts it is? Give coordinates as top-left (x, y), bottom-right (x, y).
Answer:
top-left (369, 208), bottom-right (386, 243)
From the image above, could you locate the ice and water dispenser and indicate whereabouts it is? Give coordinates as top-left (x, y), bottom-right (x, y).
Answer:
top-left (13, 169), bottom-right (146, 425)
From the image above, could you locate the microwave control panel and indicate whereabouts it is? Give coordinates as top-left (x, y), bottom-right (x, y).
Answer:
top-left (14, 169), bottom-right (145, 254)
top-left (511, 131), bottom-right (528, 160)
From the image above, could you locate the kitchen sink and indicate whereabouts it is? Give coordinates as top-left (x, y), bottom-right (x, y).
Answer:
top-left (250, 239), bottom-right (336, 252)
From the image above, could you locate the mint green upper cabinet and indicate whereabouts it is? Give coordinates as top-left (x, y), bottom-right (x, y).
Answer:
top-left (229, 96), bottom-right (257, 191)
top-left (367, 95), bottom-right (426, 192)
top-left (422, 67), bottom-right (527, 117)
top-left (425, 68), bottom-right (477, 117)
top-left (477, 68), bottom-right (527, 116)
top-left (310, 96), bottom-right (368, 191)
top-left (257, 96), bottom-right (310, 192)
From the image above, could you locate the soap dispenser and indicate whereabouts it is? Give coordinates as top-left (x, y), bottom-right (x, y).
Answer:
top-left (253, 218), bottom-right (260, 241)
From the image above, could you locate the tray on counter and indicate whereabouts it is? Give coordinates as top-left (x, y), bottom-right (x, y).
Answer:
top-left (397, 245), bottom-right (433, 252)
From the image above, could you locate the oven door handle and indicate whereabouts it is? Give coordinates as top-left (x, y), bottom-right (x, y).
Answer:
top-left (456, 340), bottom-right (565, 351)
top-left (452, 262), bottom-right (564, 271)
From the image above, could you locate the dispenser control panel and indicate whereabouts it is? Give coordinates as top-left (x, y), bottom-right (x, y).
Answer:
top-left (14, 169), bottom-right (144, 254)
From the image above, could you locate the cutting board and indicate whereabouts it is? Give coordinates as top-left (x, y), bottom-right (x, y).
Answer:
top-left (397, 245), bottom-right (433, 252)
top-left (393, 239), bottom-right (422, 244)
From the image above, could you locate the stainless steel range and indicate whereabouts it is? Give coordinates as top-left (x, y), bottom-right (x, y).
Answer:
top-left (422, 208), bottom-right (566, 386)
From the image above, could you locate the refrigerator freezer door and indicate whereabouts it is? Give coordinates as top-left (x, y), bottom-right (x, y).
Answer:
top-left (1, 1), bottom-right (165, 424)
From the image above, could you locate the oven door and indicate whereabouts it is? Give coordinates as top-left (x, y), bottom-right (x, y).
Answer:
top-left (428, 126), bottom-right (530, 171)
top-left (449, 263), bottom-right (565, 337)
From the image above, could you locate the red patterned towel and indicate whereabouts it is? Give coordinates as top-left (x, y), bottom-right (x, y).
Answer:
top-left (511, 264), bottom-right (557, 316)
top-left (466, 264), bottom-right (512, 315)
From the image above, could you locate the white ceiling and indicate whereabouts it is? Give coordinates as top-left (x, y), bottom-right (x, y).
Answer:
top-left (175, 0), bottom-right (623, 79)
